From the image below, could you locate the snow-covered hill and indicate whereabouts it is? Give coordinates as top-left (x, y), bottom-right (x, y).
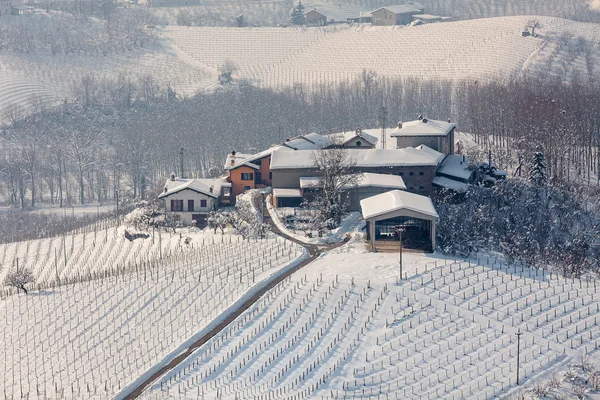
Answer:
top-left (163, 16), bottom-right (600, 88)
top-left (0, 225), bottom-right (306, 399)
top-left (143, 240), bottom-right (600, 399)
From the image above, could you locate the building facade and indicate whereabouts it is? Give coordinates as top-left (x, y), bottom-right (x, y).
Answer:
top-left (370, 4), bottom-right (424, 26)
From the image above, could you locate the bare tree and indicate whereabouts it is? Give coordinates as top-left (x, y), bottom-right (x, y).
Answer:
top-left (218, 60), bottom-right (238, 85)
top-left (525, 19), bottom-right (543, 36)
top-left (5, 266), bottom-right (35, 294)
top-left (311, 147), bottom-right (359, 226)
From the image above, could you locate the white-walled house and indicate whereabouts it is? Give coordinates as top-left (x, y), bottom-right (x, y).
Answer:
top-left (158, 177), bottom-right (231, 226)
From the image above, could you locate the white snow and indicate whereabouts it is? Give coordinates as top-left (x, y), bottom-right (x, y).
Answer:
top-left (272, 188), bottom-right (303, 198)
top-left (391, 119), bottom-right (455, 137)
top-left (432, 176), bottom-right (470, 193)
top-left (436, 154), bottom-right (474, 181)
top-left (360, 189), bottom-right (439, 220)
top-left (142, 235), bottom-right (599, 399)
top-left (299, 173), bottom-right (406, 190)
top-left (270, 147), bottom-right (444, 170)
top-left (160, 178), bottom-right (231, 199)
top-left (0, 222), bottom-right (307, 399)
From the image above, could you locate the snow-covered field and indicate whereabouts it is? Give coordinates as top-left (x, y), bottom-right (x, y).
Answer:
top-left (163, 16), bottom-right (600, 88)
top-left (0, 224), bottom-right (306, 399)
top-left (142, 238), bottom-right (600, 399)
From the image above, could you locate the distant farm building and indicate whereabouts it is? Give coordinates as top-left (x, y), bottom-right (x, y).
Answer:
top-left (302, 3), bottom-right (371, 24)
top-left (0, 1), bottom-right (33, 15)
top-left (304, 9), bottom-right (327, 25)
top-left (370, 3), bottom-right (425, 26)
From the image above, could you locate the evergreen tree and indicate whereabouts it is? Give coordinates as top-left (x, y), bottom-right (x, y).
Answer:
top-left (528, 151), bottom-right (548, 186)
top-left (290, 2), bottom-right (306, 25)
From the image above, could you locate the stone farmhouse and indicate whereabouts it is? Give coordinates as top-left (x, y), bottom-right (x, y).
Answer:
top-left (370, 3), bottom-right (424, 26)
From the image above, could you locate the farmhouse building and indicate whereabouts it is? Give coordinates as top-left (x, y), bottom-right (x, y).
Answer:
top-left (304, 9), bottom-right (327, 25)
top-left (269, 146), bottom-right (444, 207)
top-left (391, 117), bottom-right (456, 154)
top-left (158, 177), bottom-right (231, 226)
top-left (370, 3), bottom-right (424, 26)
top-left (225, 131), bottom-right (376, 202)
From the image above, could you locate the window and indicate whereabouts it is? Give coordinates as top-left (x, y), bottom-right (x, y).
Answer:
top-left (241, 173), bottom-right (253, 181)
top-left (188, 200), bottom-right (194, 212)
top-left (419, 186), bottom-right (424, 191)
top-left (269, 172), bottom-right (272, 180)
top-left (399, 172), bottom-right (404, 176)
top-left (419, 171), bottom-right (424, 176)
top-left (409, 172), bottom-right (414, 176)
top-left (200, 199), bottom-right (207, 208)
top-left (244, 186), bottom-right (251, 191)
top-left (356, 140), bottom-right (362, 146)
top-left (170, 200), bottom-right (183, 212)
top-left (409, 187), bottom-right (415, 191)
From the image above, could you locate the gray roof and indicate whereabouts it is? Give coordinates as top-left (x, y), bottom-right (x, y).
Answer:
top-left (371, 3), bottom-right (424, 15)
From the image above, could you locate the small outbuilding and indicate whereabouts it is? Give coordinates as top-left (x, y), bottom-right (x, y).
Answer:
top-left (361, 190), bottom-right (438, 252)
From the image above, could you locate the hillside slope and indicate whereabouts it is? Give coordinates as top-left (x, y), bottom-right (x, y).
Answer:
top-left (163, 16), bottom-right (600, 88)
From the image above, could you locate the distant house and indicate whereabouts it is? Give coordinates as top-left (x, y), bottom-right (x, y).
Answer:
top-left (370, 3), bottom-right (424, 26)
top-left (304, 8), bottom-right (326, 25)
top-left (0, 1), bottom-right (11, 15)
top-left (390, 117), bottom-right (456, 155)
top-left (10, 3), bottom-right (33, 14)
top-left (158, 176), bottom-right (231, 226)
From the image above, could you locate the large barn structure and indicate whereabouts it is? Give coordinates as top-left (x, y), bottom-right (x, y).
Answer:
top-left (360, 190), bottom-right (438, 252)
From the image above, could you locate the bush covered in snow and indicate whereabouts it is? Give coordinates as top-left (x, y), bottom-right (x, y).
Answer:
top-left (436, 180), bottom-right (599, 276)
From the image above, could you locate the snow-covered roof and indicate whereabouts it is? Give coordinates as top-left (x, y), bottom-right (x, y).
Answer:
top-left (159, 178), bottom-right (231, 199)
top-left (371, 3), bottom-right (424, 14)
top-left (436, 154), bottom-right (474, 181)
top-left (299, 173), bottom-right (406, 190)
top-left (272, 188), bottom-right (302, 198)
top-left (224, 152), bottom-right (260, 170)
top-left (270, 147), bottom-right (444, 170)
top-left (412, 14), bottom-right (442, 20)
top-left (432, 176), bottom-right (469, 193)
top-left (302, 3), bottom-right (370, 20)
top-left (225, 133), bottom-right (333, 170)
top-left (326, 130), bottom-right (378, 146)
top-left (283, 132), bottom-right (334, 150)
top-left (390, 119), bottom-right (456, 137)
top-left (360, 190), bottom-right (438, 220)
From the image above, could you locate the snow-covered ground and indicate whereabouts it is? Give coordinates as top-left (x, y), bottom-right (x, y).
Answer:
top-left (142, 235), bottom-right (600, 399)
top-left (0, 221), bottom-right (307, 399)
top-left (163, 16), bottom-right (600, 89)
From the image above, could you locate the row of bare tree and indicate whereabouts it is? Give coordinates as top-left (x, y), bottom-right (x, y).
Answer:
top-left (1, 72), bottom-right (598, 209)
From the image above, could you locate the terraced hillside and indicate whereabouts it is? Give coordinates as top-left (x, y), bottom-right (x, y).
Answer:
top-left (143, 249), bottom-right (598, 399)
top-left (163, 16), bottom-right (600, 88)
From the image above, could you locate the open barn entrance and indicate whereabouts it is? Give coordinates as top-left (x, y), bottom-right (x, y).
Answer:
top-left (360, 190), bottom-right (438, 253)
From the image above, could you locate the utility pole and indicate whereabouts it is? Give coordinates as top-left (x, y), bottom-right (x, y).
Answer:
top-left (379, 106), bottom-right (388, 150)
top-left (516, 330), bottom-right (523, 385)
top-left (398, 227), bottom-right (405, 280)
top-left (179, 147), bottom-right (184, 178)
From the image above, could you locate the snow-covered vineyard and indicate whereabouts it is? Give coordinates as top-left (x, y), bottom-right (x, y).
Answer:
top-left (0, 228), bottom-right (306, 399)
top-left (163, 16), bottom-right (600, 88)
top-left (142, 250), bottom-right (600, 399)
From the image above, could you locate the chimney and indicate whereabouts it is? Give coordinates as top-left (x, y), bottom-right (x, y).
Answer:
top-left (230, 150), bottom-right (236, 166)
top-left (462, 155), bottom-right (466, 163)
top-left (209, 185), bottom-right (214, 193)
top-left (422, 118), bottom-right (428, 123)
top-left (418, 114), bottom-right (423, 120)
top-left (447, 118), bottom-right (452, 123)
top-left (170, 173), bottom-right (176, 181)
top-left (164, 186), bottom-right (168, 193)
top-left (397, 121), bottom-right (403, 129)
